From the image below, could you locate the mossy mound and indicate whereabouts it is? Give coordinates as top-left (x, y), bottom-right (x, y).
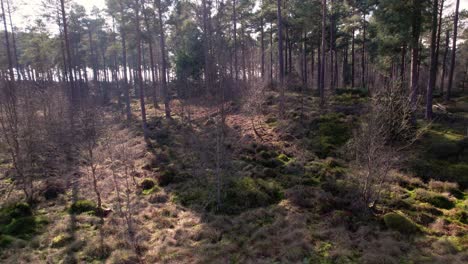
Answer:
top-left (219, 177), bottom-right (284, 215)
top-left (0, 203), bottom-right (47, 241)
top-left (383, 212), bottom-right (420, 234)
top-left (69, 200), bottom-right (97, 215)
top-left (414, 189), bottom-right (455, 209)
top-left (51, 234), bottom-right (72, 248)
top-left (308, 113), bottom-right (351, 158)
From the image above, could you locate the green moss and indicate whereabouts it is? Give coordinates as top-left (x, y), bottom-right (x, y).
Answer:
top-left (0, 203), bottom-right (45, 239)
top-left (309, 114), bottom-right (351, 158)
top-left (277, 153), bottom-right (291, 163)
top-left (414, 189), bottom-right (455, 209)
top-left (0, 203), bottom-right (32, 225)
top-left (51, 234), bottom-right (72, 248)
top-left (173, 183), bottom-right (210, 208)
top-left (220, 177), bottom-right (284, 214)
top-left (69, 200), bottom-right (97, 214)
top-left (383, 212), bottom-right (420, 234)
top-left (0, 234), bottom-right (14, 248)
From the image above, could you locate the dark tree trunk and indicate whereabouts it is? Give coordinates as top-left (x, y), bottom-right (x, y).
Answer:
top-left (143, 8), bottom-right (159, 111)
top-left (351, 28), bottom-right (355, 88)
top-left (320, 0), bottom-right (326, 105)
top-left (233, 0), bottom-right (238, 82)
top-left (135, 0), bottom-right (148, 138)
top-left (60, 0), bottom-right (76, 105)
top-left (6, 0), bottom-right (20, 81)
top-left (260, 15), bottom-right (265, 79)
top-left (425, 0), bottom-right (439, 120)
top-left (277, 0), bottom-right (285, 115)
top-left (361, 14), bottom-right (366, 90)
top-left (156, 0), bottom-right (171, 118)
top-left (446, 0), bottom-right (460, 101)
top-left (410, 1), bottom-right (422, 110)
top-left (440, 30), bottom-right (450, 95)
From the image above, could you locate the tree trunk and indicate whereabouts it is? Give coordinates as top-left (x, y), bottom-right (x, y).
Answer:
top-left (156, 0), bottom-right (171, 118)
top-left (6, 0), bottom-right (20, 81)
top-left (440, 30), bottom-right (450, 95)
top-left (60, 0), bottom-right (76, 105)
top-left (277, 0), bottom-right (285, 116)
top-left (446, 0), bottom-right (460, 101)
top-left (233, 0), bottom-right (238, 82)
top-left (410, 1), bottom-right (422, 111)
top-left (135, 0), bottom-right (148, 138)
top-left (425, 0), bottom-right (439, 120)
top-left (351, 28), bottom-right (355, 88)
top-left (260, 15), bottom-right (265, 79)
top-left (143, 7), bottom-right (159, 111)
top-left (361, 14), bottom-right (366, 90)
top-left (320, 0), bottom-right (326, 105)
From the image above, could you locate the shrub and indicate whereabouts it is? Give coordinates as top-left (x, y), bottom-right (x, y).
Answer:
top-left (414, 189), bottom-right (455, 209)
top-left (69, 200), bottom-right (97, 214)
top-left (383, 212), bottom-right (420, 234)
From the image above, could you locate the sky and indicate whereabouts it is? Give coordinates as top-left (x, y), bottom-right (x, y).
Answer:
top-left (7, 0), bottom-right (468, 31)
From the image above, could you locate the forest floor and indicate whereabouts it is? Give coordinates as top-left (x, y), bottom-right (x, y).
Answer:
top-left (0, 83), bottom-right (467, 263)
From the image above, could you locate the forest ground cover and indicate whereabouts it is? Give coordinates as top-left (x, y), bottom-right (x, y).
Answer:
top-left (0, 84), bottom-right (467, 264)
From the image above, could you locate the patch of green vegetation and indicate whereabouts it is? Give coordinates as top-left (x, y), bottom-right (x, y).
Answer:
top-left (51, 234), bottom-right (72, 248)
top-left (305, 159), bottom-right (346, 180)
top-left (69, 200), bottom-right (97, 215)
top-left (0, 234), bottom-right (14, 248)
top-left (173, 182), bottom-right (211, 209)
top-left (409, 159), bottom-right (468, 189)
top-left (309, 113), bottom-right (351, 158)
top-left (219, 176), bottom-right (284, 215)
top-left (0, 203), bottom-right (47, 240)
top-left (0, 203), bottom-right (47, 239)
top-left (277, 153), bottom-right (291, 163)
top-left (140, 178), bottom-right (160, 195)
top-left (414, 189), bottom-right (455, 209)
top-left (383, 212), bottom-right (420, 234)
top-left (335, 88), bottom-right (369, 97)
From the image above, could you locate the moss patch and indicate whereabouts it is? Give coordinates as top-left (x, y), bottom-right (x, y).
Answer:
top-left (69, 200), bottom-right (98, 215)
top-left (383, 212), bottom-right (420, 234)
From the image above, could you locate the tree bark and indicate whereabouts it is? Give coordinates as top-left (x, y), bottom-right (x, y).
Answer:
top-left (320, 0), bottom-right (326, 105)
top-left (425, 0), bottom-right (439, 120)
top-left (410, 0), bottom-right (422, 111)
top-left (156, 0), bottom-right (171, 118)
top-left (135, 0), bottom-right (148, 138)
top-left (60, 0), bottom-right (77, 106)
top-left (446, 0), bottom-right (460, 101)
top-left (277, 0), bottom-right (285, 115)
top-left (440, 30), bottom-right (450, 95)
